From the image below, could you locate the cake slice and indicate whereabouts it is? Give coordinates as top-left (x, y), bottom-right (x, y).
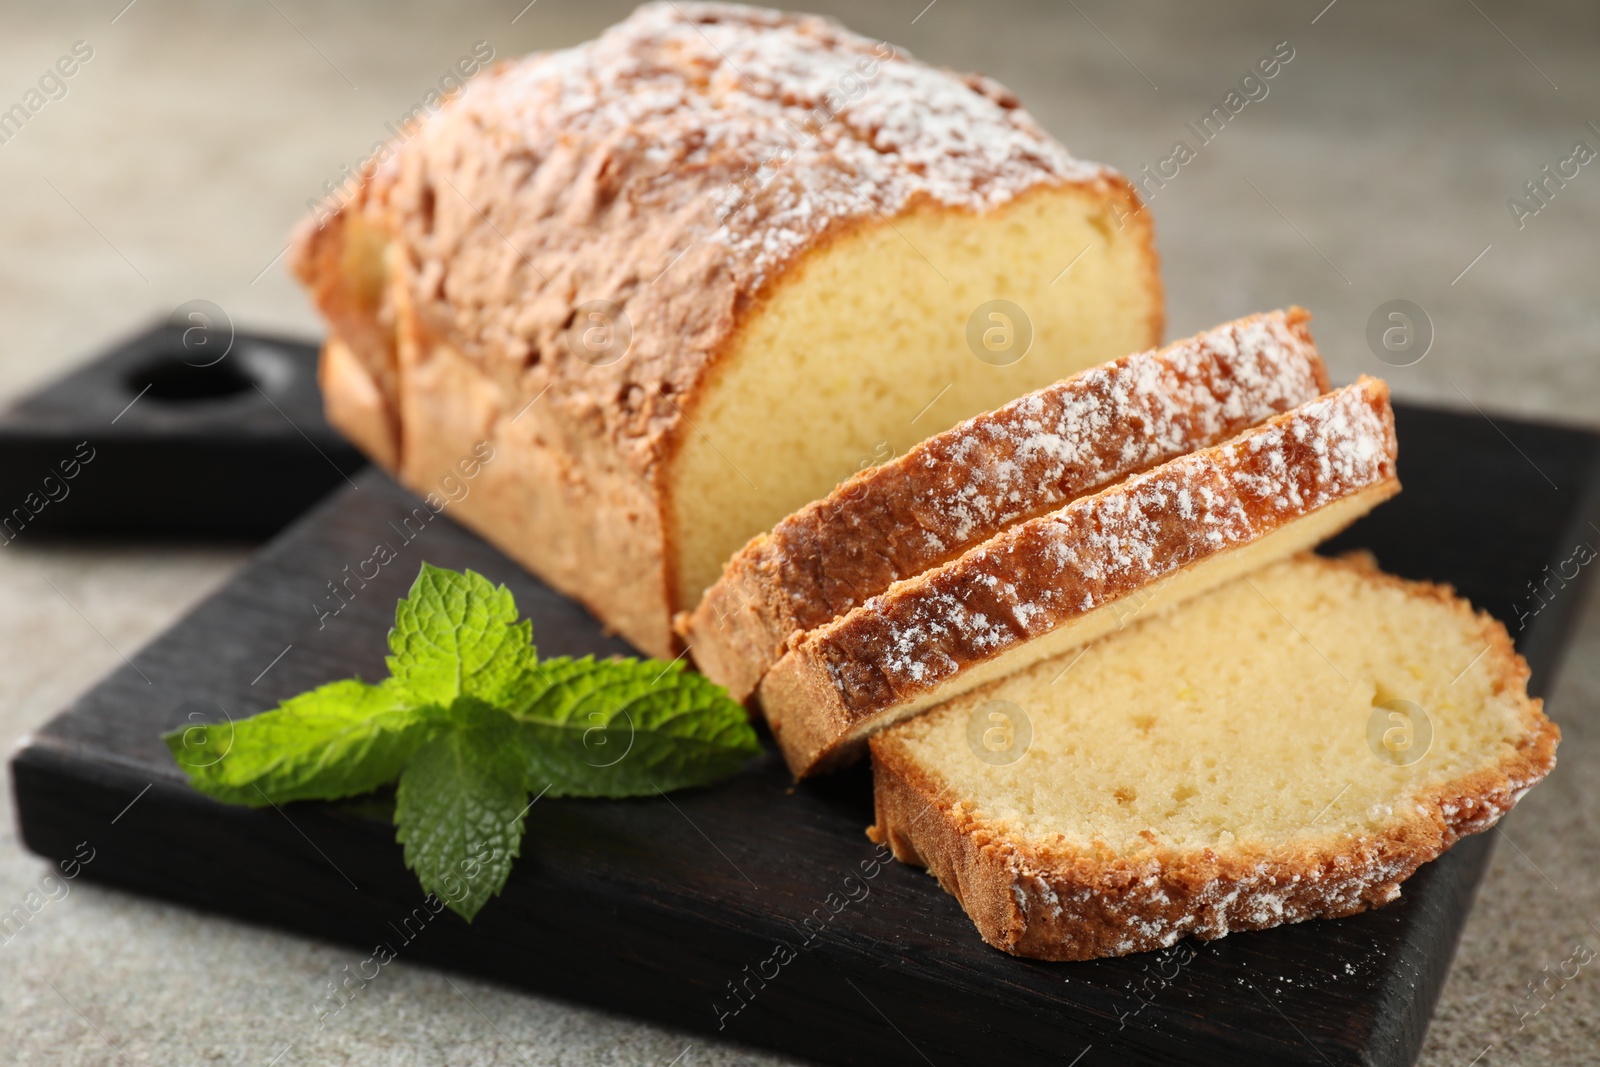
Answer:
top-left (685, 309), bottom-right (1329, 702)
top-left (868, 554), bottom-right (1559, 961)
top-left (762, 377), bottom-right (1399, 777)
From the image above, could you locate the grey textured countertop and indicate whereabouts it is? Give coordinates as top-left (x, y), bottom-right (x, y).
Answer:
top-left (0, 2), bottom-right (1595, 1063)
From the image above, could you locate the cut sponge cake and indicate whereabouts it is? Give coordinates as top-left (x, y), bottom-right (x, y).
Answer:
top-left (868, 554), bottom-right (1559, 961)
top-left (762, 377), bottom-right (1400, 777)
top-left (291, 3), bottom-right (1163, 659)
top-left (685, 309), bottom-right (1329, 702)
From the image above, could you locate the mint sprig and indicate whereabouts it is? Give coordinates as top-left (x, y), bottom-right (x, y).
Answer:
top-left (164, 564), bottom-right (761, 919)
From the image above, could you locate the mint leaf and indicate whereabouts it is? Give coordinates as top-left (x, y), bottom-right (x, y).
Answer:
top-left (163, 679), bottom-right (433, 806)
top-left (394, 700), bottom-right (526, 920)
top-left (510, 656), bottom-right (761, 798)
top-left (163, 563), bottom-right (762, 922)
top-left (387, 564), bottom-right (533, 709)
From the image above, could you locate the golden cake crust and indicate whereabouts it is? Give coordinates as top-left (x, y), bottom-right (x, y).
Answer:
top-left (762, 378), bottom-right (1400, 776)
top-left (683, 309), bottom-right (1328, 700)
top-left (290, 2), bottom-right (1160, 655)
top-left (866, 554), bottom-right (1560, 961)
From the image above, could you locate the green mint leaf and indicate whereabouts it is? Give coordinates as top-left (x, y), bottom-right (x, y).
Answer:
top-left (509, 656), bottom-right (761, 798)
top-left (163, 563), bottom-right (763, 924)
top-left (387, 564), bottom-right (533, 709)
top-left (163, 679), bottom-right (432, 807)
top-left (393, 700), bottom-right (526, 920)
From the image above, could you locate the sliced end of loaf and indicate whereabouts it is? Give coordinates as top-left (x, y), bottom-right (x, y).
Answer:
top-left (868, 554), bottom-right (1559, 961)
top-left (667, 182), bottom-right (1164, 621)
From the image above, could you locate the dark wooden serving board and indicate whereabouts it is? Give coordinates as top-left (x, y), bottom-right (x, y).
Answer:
top-left (0, 322), bottom-right (363, 540)
top-left (11, 402), bottom-right (1600, 1067)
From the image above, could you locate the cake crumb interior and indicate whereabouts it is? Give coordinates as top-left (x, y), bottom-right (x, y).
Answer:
top-left (888, 556), bottom-right (1526, 854)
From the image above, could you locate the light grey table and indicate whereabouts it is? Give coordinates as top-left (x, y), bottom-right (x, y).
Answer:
top-left (0, 2), bottom-right (1594, 1063)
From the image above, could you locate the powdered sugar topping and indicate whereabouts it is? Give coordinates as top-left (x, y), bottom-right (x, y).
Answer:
top-left (836, 379), bottom-right (1395, 694)
top-left (444, 2), bottom-right (1101, 288)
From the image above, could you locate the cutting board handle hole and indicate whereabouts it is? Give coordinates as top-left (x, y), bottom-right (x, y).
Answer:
top-left (129, 350), bottom-right (257, 403)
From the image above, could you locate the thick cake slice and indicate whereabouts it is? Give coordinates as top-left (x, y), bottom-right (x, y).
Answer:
top-left (762, 377), bottom-right (1399, 777)
top-left (868, 554), bottom-right (1559, 961)
top-left (291, 3), bottom-right (1163, 658)
top-left (685, 309), bottom-right (1328, 702)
